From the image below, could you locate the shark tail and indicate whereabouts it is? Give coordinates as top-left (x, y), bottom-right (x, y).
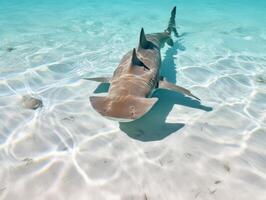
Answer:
top-left (165, 6), bottom-right (178, 37)
top-left (90, 96), bottom-right (158, 122)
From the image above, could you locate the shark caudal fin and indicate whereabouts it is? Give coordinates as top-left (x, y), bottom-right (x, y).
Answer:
top-left (165, 6), bottom-right (178, 37)
top-left (90, 96), bottom-right (158, 122)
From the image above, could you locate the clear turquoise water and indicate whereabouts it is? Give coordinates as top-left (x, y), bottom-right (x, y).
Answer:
top-left (0, 0), bottom-right (266, 93)
top-left (0, 1), bottom-right (266, 200)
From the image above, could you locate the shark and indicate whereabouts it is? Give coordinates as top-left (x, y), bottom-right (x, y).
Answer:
top-left (85, 7), bottom-right (200, 122)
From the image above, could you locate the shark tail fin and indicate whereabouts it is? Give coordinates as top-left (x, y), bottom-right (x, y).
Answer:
top-left (90, 96), bottom-right (158, 122)
top-left (165, 6), bottom-right (179, 37)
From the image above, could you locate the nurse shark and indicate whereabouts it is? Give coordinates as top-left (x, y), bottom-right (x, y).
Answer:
top-left (85, 7), bottom-right (200, 122)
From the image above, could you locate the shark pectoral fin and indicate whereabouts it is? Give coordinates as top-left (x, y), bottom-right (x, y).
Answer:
top-left (90, 96), bottom-right (158, 121)
top-left (83, 77), bottom-right (111, 83)
top-left (159, 80), bottom-right (200, 101)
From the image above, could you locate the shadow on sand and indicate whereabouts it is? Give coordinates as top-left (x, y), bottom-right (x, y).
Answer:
top-left (119, 39), bottom-right (212, 141)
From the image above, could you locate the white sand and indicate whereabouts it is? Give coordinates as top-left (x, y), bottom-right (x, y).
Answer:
top-left (1, 65), bottom-right (266, 200)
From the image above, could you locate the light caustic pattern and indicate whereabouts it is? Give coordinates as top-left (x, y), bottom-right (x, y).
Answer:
top-left (0, 0), bottom-right (266, 200)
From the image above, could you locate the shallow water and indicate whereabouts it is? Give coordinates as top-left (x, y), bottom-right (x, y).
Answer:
top-left (0, 0), bottom-right (266, 199)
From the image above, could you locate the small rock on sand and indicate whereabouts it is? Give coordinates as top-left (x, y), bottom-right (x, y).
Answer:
top-left (22, 95), bottom-right (43, 110)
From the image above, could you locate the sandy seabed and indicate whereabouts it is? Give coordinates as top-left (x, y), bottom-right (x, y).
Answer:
top-left (1, 0), bottom-right (266, 199)
top-left (1, 52), bottom-right (266, 200)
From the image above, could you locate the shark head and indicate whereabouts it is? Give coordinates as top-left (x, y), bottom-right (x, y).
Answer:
top-left (90, 95), bottom-right (158, 122)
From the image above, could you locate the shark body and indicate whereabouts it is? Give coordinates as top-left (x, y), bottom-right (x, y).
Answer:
top-left (86, 7), bottom-right (199, 122)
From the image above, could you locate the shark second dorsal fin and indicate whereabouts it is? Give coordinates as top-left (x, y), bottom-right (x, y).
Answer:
top-left (138, 28), bottom-right (156, 50)
top-left (131, 48), bottom-right (150, 70)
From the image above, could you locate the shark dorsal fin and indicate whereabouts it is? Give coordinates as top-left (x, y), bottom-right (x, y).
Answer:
top-left (131, 48), bottom-right (150, 70)
top-left (138, 28), bottom-right (155, 50)
top-left (139, 28), bottom-right (149, 49)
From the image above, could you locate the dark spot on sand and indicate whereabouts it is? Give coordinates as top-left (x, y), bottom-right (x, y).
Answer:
top-left (214, 180), bottom-right (222, 184)
top-left (159, 159), bottom-right (163, 166)
top-left (144, 193), bottom-right (148, 200)
top-left (255, 75), bottom-right (266, 83)
top-left (208, 188), bottom-right (217, 194)
top-left (22, 158), bottom-right (33, 166)
top-left (62, 116), bottom-right (75, 121)
top-left (194, 191), bottom-right (201, 199)
top-left (7, 47), bottom-right (15, 52)
top-left (223, 164), bottom-right (230, 172)
top-left (184, 152), bottom-right (192, 158)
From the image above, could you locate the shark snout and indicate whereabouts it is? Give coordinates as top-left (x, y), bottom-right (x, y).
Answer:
top-left (90, 95), bottom-right (158, 121)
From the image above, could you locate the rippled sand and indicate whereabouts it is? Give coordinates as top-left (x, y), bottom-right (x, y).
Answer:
top-left (0, 0), bottom-right (266, 199)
